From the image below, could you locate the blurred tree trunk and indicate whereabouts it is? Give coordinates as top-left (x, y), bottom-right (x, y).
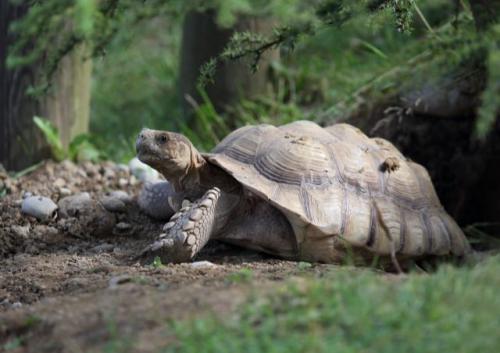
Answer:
top-left (0, 2), bottom-right (92, 172)
top-left (179, 10), bottom-right (278, 127)
top-left (469, 0), bottom-right (500, 29)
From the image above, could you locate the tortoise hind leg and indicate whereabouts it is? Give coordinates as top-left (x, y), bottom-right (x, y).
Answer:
top-left (140, 187), bottom-right (221, 263)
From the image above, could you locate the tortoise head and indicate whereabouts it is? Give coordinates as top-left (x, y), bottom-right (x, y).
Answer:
top-left (136, 128), bottom-right (204, 181)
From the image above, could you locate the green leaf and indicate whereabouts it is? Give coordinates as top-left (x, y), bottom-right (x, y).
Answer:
top-left (33, 116), bottom-right (66, 161)
top-left (359, 39), bottom-right (388, 60)
top-left (75, 0), bottom-right (97, 37)
top-left (152, 256), bottom-right (163, 268)
top-left (75, 140), bottom-right (101, 162)
top-left (68, 133), bottom-right (101, 162)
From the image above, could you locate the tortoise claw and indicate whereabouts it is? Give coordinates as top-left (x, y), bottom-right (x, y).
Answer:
top-left (139, 187), bottom-right (221, 264)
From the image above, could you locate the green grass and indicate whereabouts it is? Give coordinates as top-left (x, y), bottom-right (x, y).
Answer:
top-left (226, 268), bottom-right (254, 284)
top-left (167, 256), bottom-right (500, 353)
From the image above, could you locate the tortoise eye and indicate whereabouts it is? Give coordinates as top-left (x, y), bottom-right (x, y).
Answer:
top-left (159, 135), bottom-right (167, 144)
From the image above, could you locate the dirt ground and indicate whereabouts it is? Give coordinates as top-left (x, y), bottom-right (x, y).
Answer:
top-left (0, 160), bottom-right (351, 352)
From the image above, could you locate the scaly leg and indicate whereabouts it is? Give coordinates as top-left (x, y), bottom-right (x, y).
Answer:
top-left (140, 187), bottom-right (221, 263)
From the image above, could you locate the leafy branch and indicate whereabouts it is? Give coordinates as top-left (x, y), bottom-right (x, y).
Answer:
top-left (198, 0), bottom-right (422, 87)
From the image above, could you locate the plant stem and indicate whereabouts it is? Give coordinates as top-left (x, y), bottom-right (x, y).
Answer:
top-left (412, 1), bottom-right (435, 35)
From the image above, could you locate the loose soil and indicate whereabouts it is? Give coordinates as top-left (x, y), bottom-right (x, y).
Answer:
top-left (0, 160), bottom-right (352, 352)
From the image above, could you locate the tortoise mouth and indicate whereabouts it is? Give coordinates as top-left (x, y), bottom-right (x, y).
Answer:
top-left (137, 150), bottom-right (162, 166)
top-left (136, 137), bottom-right (161, 165)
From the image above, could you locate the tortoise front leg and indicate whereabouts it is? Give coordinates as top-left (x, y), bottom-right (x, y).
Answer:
top-left (140, 187), bottom-right (221, 263)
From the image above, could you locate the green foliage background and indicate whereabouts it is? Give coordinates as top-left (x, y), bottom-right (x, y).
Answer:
top-left (8, 0), bottom-right (500, 161)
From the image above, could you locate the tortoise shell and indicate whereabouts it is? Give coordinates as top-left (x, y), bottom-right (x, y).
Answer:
top-left (206, 120), bottom-right (470, 261)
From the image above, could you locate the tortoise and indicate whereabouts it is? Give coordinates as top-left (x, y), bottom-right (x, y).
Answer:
top-left (135, 120), bottom-right (470, 267)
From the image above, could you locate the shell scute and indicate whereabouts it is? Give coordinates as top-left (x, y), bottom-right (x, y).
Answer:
top-left (206, 120), bottom-right (469, 258)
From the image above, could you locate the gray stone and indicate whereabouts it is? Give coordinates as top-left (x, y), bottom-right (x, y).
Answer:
top-left (58, 193), bottom-right (92, 218)
top-left (21, 196), bottom-right (58, 221)
top-left (92, 243), bottom-right (115, 253)
top-left (138, 181), bottom-right (175, 220)
top-left (100, 196), bottom-right (126, 213)
top-left (108, 190), bottom-right (132, 203)
top-left (108, 275), bottom-right (132, 289)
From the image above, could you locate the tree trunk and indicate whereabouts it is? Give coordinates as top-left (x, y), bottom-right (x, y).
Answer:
top-left (179, 10), bottom-right (278, 127)
top-left (469, 0), bottom-right (500, 30)
top-left (0, 2), bottom-right (92, 172)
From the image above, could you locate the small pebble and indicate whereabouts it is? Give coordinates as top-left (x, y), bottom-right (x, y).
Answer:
top-left (22, 191), bottom-right (33, 199)
top-left (67, 245), bottom-right (80, 253)
top-left (129, 175), bottom-right (138, 186)
top-left (103, 168), bottom-right (116, 179)
top-left (118, 178), bottom-right (128, 187)
top-left (115, 222), bottom-right (132, 232)
top-left (11, 302), bottom-right (23, 309)
top-left (21, 196), bottom-right (58, 221)
top-left (11, 225), bottom-right (30, 238)
top-left (53, 178), bottom-right (66, 188)
top-left (116, 164), bottom-right (129, 172)
top-left (92, 243), bottom-right (115, 253)
top-left (108, 275), bottom-right (132, 289)
top-left (61, 160), bottom-right (78, 173)
top-left (59, 187), bottom-right (72, 196)
top-left (191, 261), bottom-right (218, 269)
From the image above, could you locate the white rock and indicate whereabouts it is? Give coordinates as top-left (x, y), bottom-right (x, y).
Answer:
top-left (59, 187), bottom-right (72, 196)
top-left (21, 196), bottom-right (58, 221)
top-left (190, 261), bottom-right (218, 269)
top-left (115, 222), bottom-right (132, 232)
top-left (11, 302), bottom-right (23, 309)
top-left (53, 178), bottom-right (66, 188)
top-left (128, 157), bottom-right (160, 183)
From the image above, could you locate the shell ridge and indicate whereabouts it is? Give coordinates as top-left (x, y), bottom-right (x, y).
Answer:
top-left (340, 185), bottom-right (348, 235)
top-left (421, 212), bottom-right (433, 254)
top-left (435, 214), bottom-right (452, 252)
top-left (398, 208), bottom-right (407, 253)
top-left (299, 180), bottom-right (315, 223)
top-left (366, 201), bottom-right (377, 247)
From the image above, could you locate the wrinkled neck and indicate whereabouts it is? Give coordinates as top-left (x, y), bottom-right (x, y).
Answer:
top-left (168, 147), bottom-right (207, 193)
